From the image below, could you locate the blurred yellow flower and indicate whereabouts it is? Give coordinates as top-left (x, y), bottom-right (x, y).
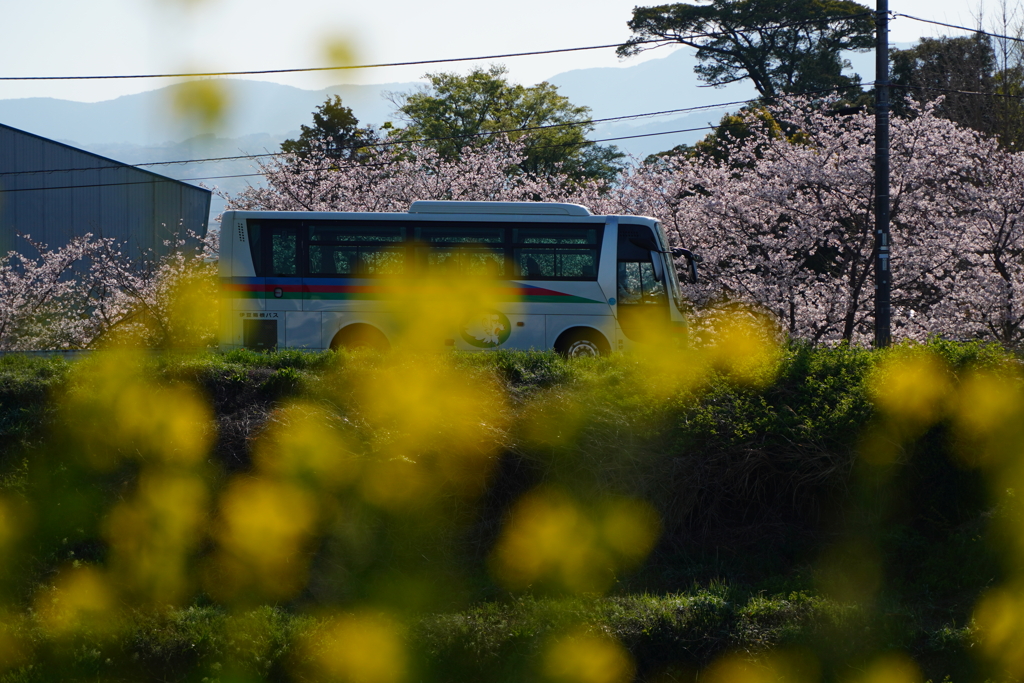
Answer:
top-left (869, 350), bottom-right (953, 429)
top-left (702, 650), bottom-right (821, 683)
top-left (0, 497), bottom-right (20, 556)
top-left (351, 357), bottom-right (507, 505)
top-left (104, 471), bottom-right (209, 605)
top-left (34, 567), bottom-right (114, 635)
top-left (699, 310), bottom-right (781, 386)
top-left (542, 629), bottom-right (634, 683)
top-left (171, 78), bottom-right (229, 132)
top-left (305, 612), bottom-right (407, 683)
top-left (255, 401), bottom-right (360, 490)
top-left (974, 586), bottom-right (1024, 675)
top-left (857, 653), bottom-right (923, 683)
top-left (0, 623), bottom-right (27, 672)
top-left (63, 352), bottom-right (212, 469)
top-left (954, 370), bottom-right (1024, 438)
top-left (206, 477), bottom-right (318, 602)
top-left (702, 655), bottom-right (773, 683)
top-left (599, 498), bottom-right (661, 568)
top-left (489, 488), bottom-right (659, 594)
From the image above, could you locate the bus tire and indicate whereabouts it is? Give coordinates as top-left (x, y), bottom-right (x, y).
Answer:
top-left (330, 324), bottom-right (390, 352)
top-left (555, 328), bottom-right (609, 358)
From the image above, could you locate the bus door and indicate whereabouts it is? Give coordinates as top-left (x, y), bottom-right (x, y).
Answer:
top-left (616, 225), bottom-right (670, 342)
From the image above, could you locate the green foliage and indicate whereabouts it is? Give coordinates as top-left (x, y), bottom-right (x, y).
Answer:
top-left (0, 591), bottom-right (980, 683)
top-left (0, 355), bottom-right (71, 467)
top-left (647, 96), bottom-right (870, 164)
top-left (388, 65), bottom-right (625, 182)
top-left (618, 0), bottom-right (875, 102)
top-left (654, 106), bottom-right (787, 163)
top-left (281, 95), bottom-right (376, 161)
top-left (891, 34), bottom-right (1024, 151)
top-left (891, 35), bottom-right (997, 132)
top-left (0, 342), bottom-right (1019, 681)
top-left (469, 349), bottom-right (575, 398)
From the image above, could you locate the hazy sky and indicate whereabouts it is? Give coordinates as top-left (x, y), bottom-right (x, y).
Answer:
top-left (0, 0), bottom-right (1006, 103)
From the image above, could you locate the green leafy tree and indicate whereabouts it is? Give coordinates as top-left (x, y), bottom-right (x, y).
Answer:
top-left (992, 64), bottom-right (1024, 150)
top-left (281, 95), bottom-right (376, 161)
top-left (646, 105), bottom-right (827, 165)
top-left (891, 34), bottom-right (1024, 150)
top-left (891, 35), bottom-right (996, 132)
top-left (387, 65), bottom-right (624, 182)
top-left (617, 0), bottom-right (874, 102)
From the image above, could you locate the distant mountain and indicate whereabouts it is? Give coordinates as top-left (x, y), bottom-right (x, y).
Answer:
top-left (0, 80), bottom-right (420, 147)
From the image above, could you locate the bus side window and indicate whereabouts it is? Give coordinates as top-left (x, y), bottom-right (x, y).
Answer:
top-left (307, 223), bottom-right (406, 277)
top-left (513, 226), bottom-right (599, 280)
top-left (617, 261), bottom-right (666, 304)
top-left (269, 228), bottom-right (299, 276)
top-left (419, 225), bottom-right (505, 276)
top-left (523, 256), bottom-right (543, 278)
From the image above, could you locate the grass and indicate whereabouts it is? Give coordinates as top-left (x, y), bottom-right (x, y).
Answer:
top-left (0, 591), bottom-right (980, 683)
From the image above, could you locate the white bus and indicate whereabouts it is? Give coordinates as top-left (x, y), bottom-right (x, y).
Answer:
top-left (218, 201), bottom-right (698, 357)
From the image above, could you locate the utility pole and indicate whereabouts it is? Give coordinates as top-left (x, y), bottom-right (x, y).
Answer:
top-left (874, 0), bottom-right (892, 347)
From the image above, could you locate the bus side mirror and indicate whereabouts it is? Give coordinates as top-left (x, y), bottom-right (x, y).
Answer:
top-left (672, 248), bottom-right (701, 284)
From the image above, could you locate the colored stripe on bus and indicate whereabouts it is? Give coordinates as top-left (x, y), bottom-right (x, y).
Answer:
top-left (221, 279), bottom-right (603, 304)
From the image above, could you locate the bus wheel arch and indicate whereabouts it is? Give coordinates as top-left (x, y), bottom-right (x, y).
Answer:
top-left (554, 327), bottom-right (610, 358)
top-left (330, 323), bottom-right (391, 352)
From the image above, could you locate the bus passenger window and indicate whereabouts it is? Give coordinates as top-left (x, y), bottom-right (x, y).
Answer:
top-left (270, 230), bottom-right (298, 276)
top-left (360, 247), bottom-right (405, 275)
top-left (420, 226), bottom-right (505, 276)
top-left (306, 224), bottom-right (406, 277)
top-left (425, 248), bottom-right (504, 276)
top-left (513, 227), bottom-right (599, 280)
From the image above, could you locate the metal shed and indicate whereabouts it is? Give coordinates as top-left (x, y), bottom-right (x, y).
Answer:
top-left (0, 123), bottom-right (211, 259)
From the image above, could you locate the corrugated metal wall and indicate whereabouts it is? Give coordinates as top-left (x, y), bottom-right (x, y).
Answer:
top-left (0, 123), bottom-right (211, 259)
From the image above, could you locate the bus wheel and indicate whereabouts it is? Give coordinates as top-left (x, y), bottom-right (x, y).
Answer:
top-left (556, 329), bottom-right (608, 358)
top-left (330, 324), bottom-right (390, 353)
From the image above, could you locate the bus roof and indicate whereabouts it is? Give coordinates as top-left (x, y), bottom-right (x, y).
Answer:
top-left (408, 201), bottom-right (592, 216)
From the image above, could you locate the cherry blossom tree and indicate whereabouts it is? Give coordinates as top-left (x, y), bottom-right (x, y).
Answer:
top-left (0, 234), bottom-right (113, 350)
top-left (0, 231), bottom-right (218, 351)
top-left (921, 142), bottom-right (1024, 345)
top-left (90, 230), bottom-right (220, 349)
top-left (225, 136), bottom-right (594, 213)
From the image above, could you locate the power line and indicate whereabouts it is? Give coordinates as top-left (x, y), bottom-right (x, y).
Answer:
top-left (0, 13), bottom-right (873, 82)
top-left (894, 13), bottom-right (1024, 44)
top-left (0, 108), bottom-right (831, 194)
top-left (0, 42), bottom-right (655, 82)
